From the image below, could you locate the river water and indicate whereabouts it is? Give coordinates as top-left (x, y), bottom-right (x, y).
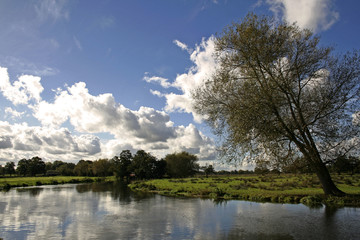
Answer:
top-left (0, 182), bottom-right (359, 240)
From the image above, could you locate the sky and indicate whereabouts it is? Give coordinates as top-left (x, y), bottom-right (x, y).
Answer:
top-left (0, 0), bottom-right (359, 169)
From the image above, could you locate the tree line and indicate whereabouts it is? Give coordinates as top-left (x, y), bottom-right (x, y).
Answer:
top-left (0, 150), bottom-right (203, 180)
top-left (1, 150), bottom-right (358, 179)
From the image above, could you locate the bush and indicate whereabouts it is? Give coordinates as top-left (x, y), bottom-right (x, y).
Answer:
top-left (300, 196), bottom-right (323, 208)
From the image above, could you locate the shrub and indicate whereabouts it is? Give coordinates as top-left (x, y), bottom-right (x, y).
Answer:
top-left (300, 196), bottom-right (323, 208)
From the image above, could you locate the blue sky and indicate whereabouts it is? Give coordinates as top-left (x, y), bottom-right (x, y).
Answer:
top-left (0, 0), bottom-right (359, 169)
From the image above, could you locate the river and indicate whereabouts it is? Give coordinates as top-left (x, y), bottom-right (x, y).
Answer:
top-left (0, 182), bottom-right (359, 240)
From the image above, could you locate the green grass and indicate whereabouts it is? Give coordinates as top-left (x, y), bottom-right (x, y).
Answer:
top-left (0, 176), bottom-right (115, 190)
top-left (129, 174), bottom-right (360, 207)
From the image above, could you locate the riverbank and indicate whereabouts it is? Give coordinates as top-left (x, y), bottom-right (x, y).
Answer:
top-left (0, 176), bottom-right (115, 191)
top-left (130, 174), bottom-right (360, 207)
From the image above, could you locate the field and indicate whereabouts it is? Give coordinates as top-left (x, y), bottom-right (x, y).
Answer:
top-left (130, 174), bottom-right (360, 207)
top-left (0, 176), bottom-right (115, 190)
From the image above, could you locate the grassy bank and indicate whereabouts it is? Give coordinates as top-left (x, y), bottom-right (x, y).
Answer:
top-left (0, 176), bottom-right (115, 191)
top-left (130, 174), bottom-right (360, 207)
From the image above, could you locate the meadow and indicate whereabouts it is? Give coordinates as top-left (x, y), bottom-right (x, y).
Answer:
top-left (130, 174), bottom-right (360, 207)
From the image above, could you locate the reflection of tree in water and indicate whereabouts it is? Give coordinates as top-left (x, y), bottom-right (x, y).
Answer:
top-left (16, 187), bottom-right (43, 196)
top-left (74, 181), bottom-right (154, 204)
top-left (75, 183), bottom-right (92, 193)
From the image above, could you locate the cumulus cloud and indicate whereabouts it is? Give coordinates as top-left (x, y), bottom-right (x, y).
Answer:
top-left (29, 80), bottom-right (216, 162)
top-left (0, 64), bottom-right (217, 163)
top-left (0, 136), bottom-right (12, 149)
top-left (0, 67), bottom-right (44, 105)
top-left (266, 0), bottom-right (339, 32)
top-left (5, 107), bottom-right (25, 119)
top-left (147, 37), bottom-right (217, 123)
top-left (0, 121), bottom-right (102, 163)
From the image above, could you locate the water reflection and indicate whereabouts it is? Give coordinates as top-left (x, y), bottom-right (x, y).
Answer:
top-left (0, 182), bottom-right (359, 240)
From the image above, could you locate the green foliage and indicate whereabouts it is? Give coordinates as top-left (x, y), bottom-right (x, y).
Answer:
top-left (16, 157), bottom-right (46, 176)
top-left (130, 150), bottom-right (166, 179)
top-left (4, 162), bottom-right (15, 176)
top-left (165, 151), bottom-right (199, 178)
top-left (112, 150), bottom-right (132, 180)
top-left (192, 13), bottom-right (360, 195)
top-left (74, 160), bottom-right (93, 176)
top-left (92, 159), bottom-right (112, 177)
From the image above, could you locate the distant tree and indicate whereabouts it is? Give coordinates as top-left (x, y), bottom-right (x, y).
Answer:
top-left (165, 151), bottom-right (199, 178)
top-left (92, 159), bottom-right (111, 177)
top-left (4, 162), bottom-right (16, 176)
top-left (28, 157), bottom-right (46, 176)
top-left (130, 150), bottom-right (159, 179)
top-left (332, 156), bottom-right (359, 175)
top-left (16, 157), bottom-right (46, 176)
top-left (113, 150), bottom-right (133, 180)
top-left (74, 160), bottom-right (93, 176)
top-left (0, 165), bottom-right (4, 176)
top-left (56, 163), bottom-right (76, 176)
top-left (17, 159), bottom-right (29, 176)
top-left (193, 13), bottom-right (360, 195)
top-left (153, 159), bottom-right (167, 179)
top-left (52, 160), bottom-right (66, 170)
top-left (45, 162), bottom-right (53, 172)
top-left (202, 165), bottom-right (215, 178)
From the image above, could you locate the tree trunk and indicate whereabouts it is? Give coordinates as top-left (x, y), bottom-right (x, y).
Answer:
top-left (312, 157), bottom-right (345, 196)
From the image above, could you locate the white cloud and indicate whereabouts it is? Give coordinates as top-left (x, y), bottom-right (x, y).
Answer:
top-left (28, 80), bottom-right (216, 162)
top-left (5, 107), bottom-right (25, 119)
top-left (0, 121), bottom-right (102, 164)
top-left (97, 16), bottom-right (116, 29)
top-left (0, 67), bottom-right (44, 105)
top-left (35, 0), bottom-right (70, 22)
top-left (173, 40), bottom-right (192, 53)
top-left (1, 56), bottom-right (59, 77)
top-left (150, 37), bottom-right (217, 123)
top-left (266, 0), bottom-right (339, 32)
top-left (149, 89), bottom-right (164, 97)
top-left (73, 36), bottom-right (83, 51)
top-left (0, 65), bottom-right (217, 163)
top-left (353, 112), bottom-right (360, 126)
top-left (143, 75), bottom-right (171, 88)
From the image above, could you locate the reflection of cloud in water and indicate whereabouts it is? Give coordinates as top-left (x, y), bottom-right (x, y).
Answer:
top-left (0, 183), bottom-right (360, 239)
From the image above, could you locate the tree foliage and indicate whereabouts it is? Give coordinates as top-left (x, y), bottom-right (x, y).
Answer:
top-left (4, 162), bottom-right (15, 176)
top-left (112, 150), bottom-right (133, 180)
top-left (130, 150), bottom-right (166, 179)
top-left (193, 13), bottom-right (360, 195)
top-left (16, 157), bottom-right (46, 176)
top-left (165, 151), bottom-right (199, 178)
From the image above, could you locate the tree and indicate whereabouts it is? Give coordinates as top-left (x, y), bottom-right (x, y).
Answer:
top-left (193, 13), bottom-right (360, 195)
top-left (4, 162), bottom-right (16, 176)
top-left (332, 155), bottom-right (359, 175)
top-left (56, 163), bottom-right (75, 176)
top-left (17, 159), bottom-right (29, 176)
top-left (74, 160), bottom-right (93, 176)
top-left (113, 150), bottom-right (133, 180)
top-left (165, 151), bottom-right (199, 178)
top-left (92, 159), bottom-right (111, 177)
top-left (28, 157), bottom-right (46, 176)
top-left (202, 165), bottom-right (215, 178)
top-left (130, 150), bottom-right (159, 179)
top-left (0, 165), bottom-right (4, 176)
top-left (16, 157), bottom-right (46, 176)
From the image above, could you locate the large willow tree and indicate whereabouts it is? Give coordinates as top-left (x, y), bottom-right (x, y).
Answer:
top-left (193, 14), bottom-right (360, 195)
